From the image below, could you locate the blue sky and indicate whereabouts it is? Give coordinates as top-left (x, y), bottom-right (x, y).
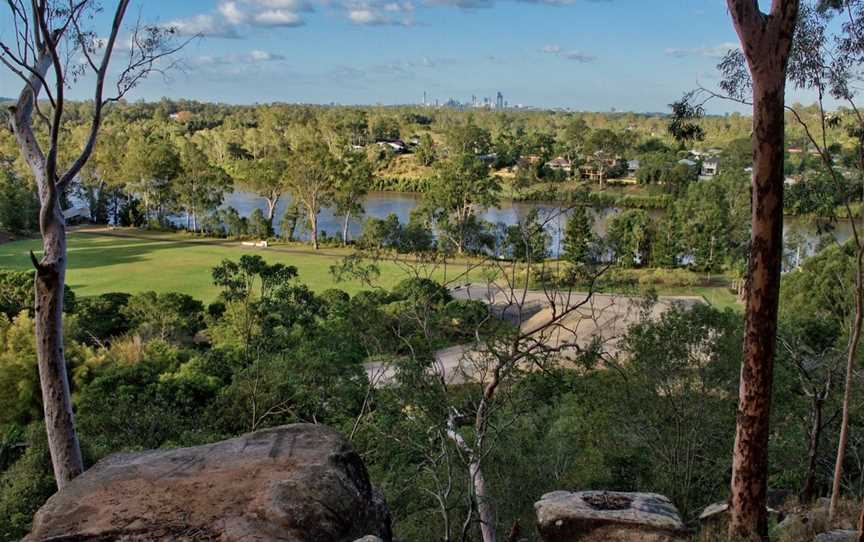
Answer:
top-left (1, 0), bottom-right (773, 112)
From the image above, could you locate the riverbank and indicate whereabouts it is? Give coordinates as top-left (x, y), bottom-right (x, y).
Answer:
top-left (0, 227), bottom-right (740, 309)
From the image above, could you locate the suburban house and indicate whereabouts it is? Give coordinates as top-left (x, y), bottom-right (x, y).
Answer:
top-left (63, 205), bottom-right (91, 225)
top-left (546, 157), bottom-right (573, 172)
top-left (627, 159), bottom-right (640, 175)
top-left (578, 152), bottom-right (622, 182)
top-left (701, 157), bottom-right (720, 177)
top-left (678, 158), bottom-right (698, 168)
top-left (377, 140), bottom-right (408, 153)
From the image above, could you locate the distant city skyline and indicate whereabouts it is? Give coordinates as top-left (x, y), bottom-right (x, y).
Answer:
top-left (0, 1), bottom-right (821, 114)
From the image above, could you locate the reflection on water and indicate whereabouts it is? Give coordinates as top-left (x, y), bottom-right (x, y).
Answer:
top-left (221, 191), bottom-right (857, 259)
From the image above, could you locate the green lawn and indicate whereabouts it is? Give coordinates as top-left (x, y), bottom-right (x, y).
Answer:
top-left (0, 228), bottom-right (424, 302)
top-left (0, 228), bottom-right (741, 310)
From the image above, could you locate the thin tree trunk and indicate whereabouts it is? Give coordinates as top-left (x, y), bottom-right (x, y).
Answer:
top-left (343, 211), bottom-right (351, 245)
top-left (471, 456), bottom-right (496, 542)
top-left (800, 397), bottom-right (823, 504)
top-left (726, 2), bottom-right (798, 539)
top-left (831, 245), bottom-right (864, 521)
top-left (311, 211), bottom-right (319, 250)
top-left (35, 193), bottom-right (84, 488)
top-left (9, 65), bottom-right (84, 486)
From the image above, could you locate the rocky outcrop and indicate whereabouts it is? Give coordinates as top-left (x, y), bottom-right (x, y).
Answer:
top-left (815, 530), bottom-right (858, 542)
top-left (535, 490), bottom-right (688, 542)
top-left (26, 424), bottom-right (392, 542)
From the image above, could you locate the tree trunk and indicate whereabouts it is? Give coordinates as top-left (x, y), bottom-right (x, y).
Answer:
top-left (726, 2), bottom-right (798, 539)
top-left (10, 83), bottom-right (85, 488)
top-left (35, 189), bottom-right (84, 488)
top-left (729, 75), bottom-right (788, 542)
top-left (311, 211), bottom-right (319, 250)
top-left (800, 397), bottom-right (823, 504)
top-left (471, 456), bottom-right (496, 542)
top-left (831, 245), bottom-right (864, 521)
top-left (343, 211), bottom-right (351, 245)
top-left (265, 194), bottom-right (279, 234)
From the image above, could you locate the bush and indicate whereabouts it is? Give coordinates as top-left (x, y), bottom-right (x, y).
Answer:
top-left (0, 423), bottom-right (56, 542)
top-left (392, 277), bottom-right (452, 306)
top-left (71, 292), bottom-right (132, 345)
top-left (0, 270), bottom-right (76, 319)
top-left (370, 176), bottom-right (431, 192)
top-left (637, 269), bottom-right (700, 287)
top-left (122, 291), bottom-right (205, 343)
top-left (0, 170), bottom-right (38, 235)
top-left (443, 299), bottom-right (488, 334)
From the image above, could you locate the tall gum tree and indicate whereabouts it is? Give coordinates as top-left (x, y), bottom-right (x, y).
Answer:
top-left (1, 0), bottom-right (186, 487)
top-left (725, 0), bottom-right (799, 539)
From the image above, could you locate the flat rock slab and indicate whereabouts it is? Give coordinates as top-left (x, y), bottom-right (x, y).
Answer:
top-left (26, 424), bottom-right (392, 542)
top-left (815, 531), bottom-right (859, 542)
top-left (535, 491), bottom-right (688, 542)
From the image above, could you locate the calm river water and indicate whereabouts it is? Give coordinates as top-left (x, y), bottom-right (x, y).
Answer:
top-left (222, 191), bottom-right (857, 259)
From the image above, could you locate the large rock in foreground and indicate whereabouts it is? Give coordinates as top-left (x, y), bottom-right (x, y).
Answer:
top-left (535, 490), bottom-right (688, 542)
top-left (27, 424), bottom-right (392, 542)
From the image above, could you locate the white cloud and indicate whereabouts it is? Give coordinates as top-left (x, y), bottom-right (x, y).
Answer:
top-left (246, 0), bottom-right (314, 10)
top-left (165, 14), bottom-right (242, 38)
top-left (541, 44), bottom-right (595, 63)
top-left (253, 9), bottom-right (305, 26)
top-left (191, 49), bottom-right (287, 66)
top-left (345, 1), bottom-right (414, 25)
top-left (664, 42), bottom-right (740, 59)
top-left (219, 1), bottom-right (247, 24)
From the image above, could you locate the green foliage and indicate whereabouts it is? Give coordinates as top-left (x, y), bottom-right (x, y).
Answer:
top-left (70, 293), bottom-right (132, 346)
top-left (0, 312), bottom-right (39, 427)
top-left (675, 179), bottom-right (733, 271)
top-left (781, 241), bottom-right (856, 324)
top-left (607, 304), bottom-right (741, 518)
top-left (248, 208), bottom-right (272, 239)
top-left (0, 423), bottom-right (55, 542)
top-left (0, 270), bottom-right (75, 319)
top-left (0, 170), bottom-right (38, 235)
top-left (392, 277), bottom-right (452, 306)
top-left (122, 291), bottom-right (205, 343)
top-left (421, 153), bottom-right (500, 254)
top-left (504, 208), bottom-right (551, 262)
top-left (562, 204), bottom-right (595, 265)
top-left (76, 342), bottom-right (217, 456)
top-left (607, 209), bottom-right (654, 268)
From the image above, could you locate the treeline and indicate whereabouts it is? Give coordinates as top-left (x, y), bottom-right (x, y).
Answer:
top-left (0, 99), bottom-right (858, 244)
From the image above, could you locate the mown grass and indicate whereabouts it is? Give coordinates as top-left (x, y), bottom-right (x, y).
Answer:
top-left (0, 228), bottom-right (740, 309)
top-left (0, 228), bottom-right (418, 302)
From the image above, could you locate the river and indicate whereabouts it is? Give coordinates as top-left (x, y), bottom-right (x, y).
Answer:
top-left (222, 190), bottom-right (858, 260)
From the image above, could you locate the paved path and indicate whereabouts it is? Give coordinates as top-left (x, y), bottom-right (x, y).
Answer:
top-left (365, 284), bottom-right (705, 386)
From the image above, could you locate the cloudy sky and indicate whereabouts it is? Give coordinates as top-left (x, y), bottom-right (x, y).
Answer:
top-left (0, 0), bottom-right (776, 113)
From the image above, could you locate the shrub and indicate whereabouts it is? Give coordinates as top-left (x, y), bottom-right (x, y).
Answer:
top-left (637, 269), bottom-right (700, 287)
top-left (392, 277), bottom-right (452, 306)
top-left (0, 270), bottom-right (76, 318)
top-left (0, 423), bottom-right (55, 542)
top-left (122, 291), bottom-right (205, 343)
top-left (71, 292), bottom-right (132, 345)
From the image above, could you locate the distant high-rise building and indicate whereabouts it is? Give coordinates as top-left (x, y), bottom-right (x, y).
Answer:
top-left (496, 91), bottom-right (504, 109)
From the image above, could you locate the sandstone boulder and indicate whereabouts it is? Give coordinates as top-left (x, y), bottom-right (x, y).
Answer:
top-left (815, 530), bottom-right (858, 542)
top-left (535, 490), bottom-right (688, 542)
top-left (26, 424), bottom-right (392, 542)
